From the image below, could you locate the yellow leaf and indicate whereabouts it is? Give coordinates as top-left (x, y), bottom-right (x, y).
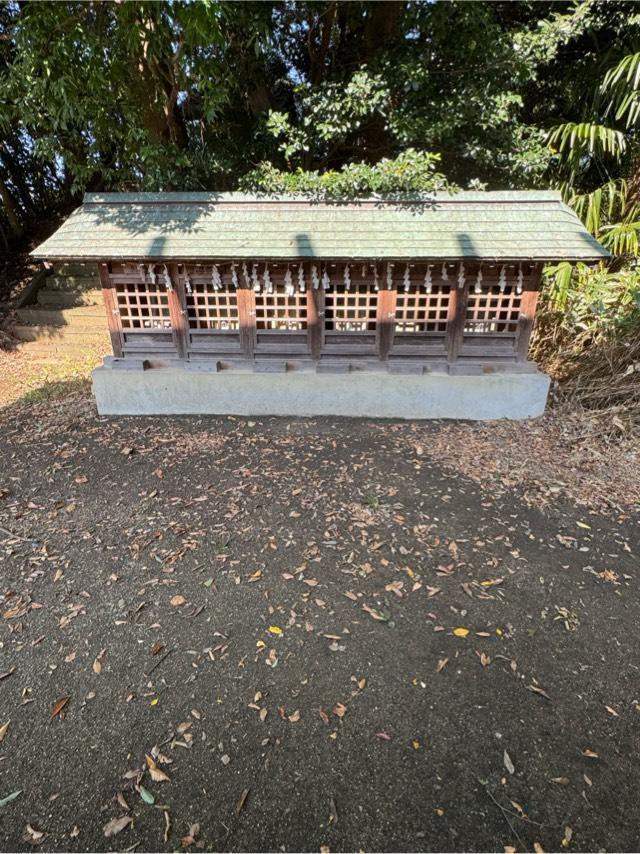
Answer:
top-left (453, 628), bottom-right (469, 637)
top-left (146, 754), bottom-right (171, 782)
top-left (256, 640), bottom-right (266, 649)
top-left (412, 740), bottom-right (421, 750)
top-left (150, 698), bottom-right (159, 706)
top-left (576, 521), bottom-right (591, 529)
top-left (268, 626), bottom-right (283, 635)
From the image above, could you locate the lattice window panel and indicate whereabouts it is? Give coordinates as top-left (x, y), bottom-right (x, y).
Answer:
top-left (255, 286), bottom-right (307, 331)
top-left (116, 281), bottom-right (171, 330)
top-left (186, 285), bottom-right (239, 331)
top-left (395, 286), bottom-right (450, 333)
top-left (324, 284), bottom-right (377, 332)
top-left (465, 284), bottom-right (521, 334)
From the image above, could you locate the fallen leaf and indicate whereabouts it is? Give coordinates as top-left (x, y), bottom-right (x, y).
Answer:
top-left (582, 749), bottom-right (599, 758)
top-left (146, 755), bottom-right (171, 782)
top-left (23, 825), bottom-right (46, 845)
top-left (0, 790), bottom-right (21, 809)
top-left (170, 595), bottom-right (186, 607)
top-left (436, 658), bottom-right (449, 673)
top-left (50, 696), bottom-right (70, 719)
top-left (376, 731), bottom-right (391, 741)
top-left (139, 785), bottom-right (155, 804)
top-left (605, 705), bottom-right (619, 717)
top-left (103, 815), bottom-right (133, 838)
top-left (551, 777), bottom-right (570, 785)
top-left (527, 683), bottom-right (550, 700)
top-left (333, 703), bottom-right (347, 718)
top-left (504, 749), bottom-right (515, 774)
top-left (181, 823), bottom-right (200, 847)
top-left (236, 787), bottom-right (250, 815)
top-left (0, 720), bottom-right (10, 742)
top-left (288, 710), bottom-right (301, 722)
top-left (268, 626), bottom-right (283, 635)
top-left (453, 627), bottom-right (469, 637)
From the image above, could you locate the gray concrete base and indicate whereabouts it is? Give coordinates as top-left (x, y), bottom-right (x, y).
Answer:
top-left (92, 364), bottom-right (550, 420)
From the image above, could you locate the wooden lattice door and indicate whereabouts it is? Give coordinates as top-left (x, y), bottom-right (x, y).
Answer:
top-left (390, 265), bottom-right (450, 360)
top-left (181, 265), bottom-right (245, 359)
top-left (254, 277), bottom-right (310, 356)
top-left (106, 263), bottom-right (177, 359)
top-left (461, 268), bottom-right (523, 361)
top-left (321, 279), bottom-right (378, 357)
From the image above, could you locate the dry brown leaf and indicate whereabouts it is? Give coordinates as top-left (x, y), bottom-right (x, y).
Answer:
top-left (103, 815), bottom-right (133, 838)
top-left (146, 754), bottom-right (171, 782)
top-left (288, 709), bottom-right (300, 722)
top-left (551, 776), bottom-right (570, 785)
top-left (436, 658), bottom-right (449, 673)
top-left (0, 720), bottom-right (10, 742)
top-left (333, 702), bottom-right (347, 718)
top-left (181, 823), bottom-right (200, 847)
top-left (50, 696), bottom-right (70, 719)
top-left (22, 825), bottom-right (46, 845)
top-left (170, 595), bottom-right (186, 607)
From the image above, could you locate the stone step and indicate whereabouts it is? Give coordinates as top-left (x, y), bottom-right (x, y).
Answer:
top-left (53, 263), bottom-right (99, 278)
top-left (37, 288), bottom-right (105, 309)
top-left (16, 308), bottom-right (107, 328)
top-left (48, 275), bottom-right (99, 291)
top-left (13, 324), bottom-right (109, 342)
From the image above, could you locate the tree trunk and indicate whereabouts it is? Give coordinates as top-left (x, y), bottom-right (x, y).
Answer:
top-left (0, 177), bottom-right (23, 238)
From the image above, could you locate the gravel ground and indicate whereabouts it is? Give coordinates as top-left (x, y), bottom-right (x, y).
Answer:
top-left (0, 386), bottom-right (638, 853)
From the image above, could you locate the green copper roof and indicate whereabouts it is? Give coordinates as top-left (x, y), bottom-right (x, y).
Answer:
top-left (31, 191), bottom-right (609, 262)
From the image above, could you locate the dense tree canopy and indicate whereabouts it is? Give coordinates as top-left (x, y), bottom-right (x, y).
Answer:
top-left (1, 0), bottom-right (639, 255)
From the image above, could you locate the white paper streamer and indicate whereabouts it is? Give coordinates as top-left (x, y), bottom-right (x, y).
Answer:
top-left (498, 265), bottom-right (507, 293)
top-left (457, 262), bottom-right (465, 290)
top-left (344, 264), bottom-right (351, 290)
top-left (252, 263), bottom-right (260, 292)
top-left (311, 265), bottom-right (320, 290)
top-left (298, 263), bottom-right (306, 293)
top-left (475, 267), bottom-right (483, 294)
top-left (284, 265), bottom-right (294, 296)
top-left (441, 263), bottom-right (449, 281)
top-left (403, 265), bottom-right (411, 293)
top-left (424, 265), bottom-right (432, 293)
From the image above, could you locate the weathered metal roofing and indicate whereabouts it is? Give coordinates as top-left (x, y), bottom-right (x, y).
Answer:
top-left (31, 191), bottom-right (609, 262)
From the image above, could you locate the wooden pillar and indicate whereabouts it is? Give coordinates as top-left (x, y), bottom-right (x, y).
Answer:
top-left (97, 262), bottom-right (123, 358)
top-left (167, 263), bottom-right (188, 360)
top-left (515, 264), bottom-right (541, 361)
top-left (237, 285), bottom-right (256, 359)
top-left (446, 272), bottom-right (469, 362)
top-left (307, 270), bottom-right (323, 359)
top-left (376, 283), bottom-right (396, 360)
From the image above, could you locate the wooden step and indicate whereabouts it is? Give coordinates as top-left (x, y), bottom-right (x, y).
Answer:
top-left (16, 308), bottom-right (107, 328)
top-left (37, 288), bottom-right (104, 308)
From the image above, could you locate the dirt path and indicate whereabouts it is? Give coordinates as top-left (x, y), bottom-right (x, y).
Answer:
top-left (0, 390), bottom-right (638, 852)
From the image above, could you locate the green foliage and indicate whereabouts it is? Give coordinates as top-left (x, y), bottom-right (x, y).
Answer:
top-left (240, 150), bottom-right (455, 198)
top-left (544, 263), bottom-right (640, 329)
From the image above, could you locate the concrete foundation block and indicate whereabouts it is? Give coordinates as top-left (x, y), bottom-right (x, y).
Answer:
top-left (92, 364), bottom-right (551, 420)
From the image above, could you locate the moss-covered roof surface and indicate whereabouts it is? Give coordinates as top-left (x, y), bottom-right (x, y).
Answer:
top-left (31, 191), bottom-right (609, 262)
